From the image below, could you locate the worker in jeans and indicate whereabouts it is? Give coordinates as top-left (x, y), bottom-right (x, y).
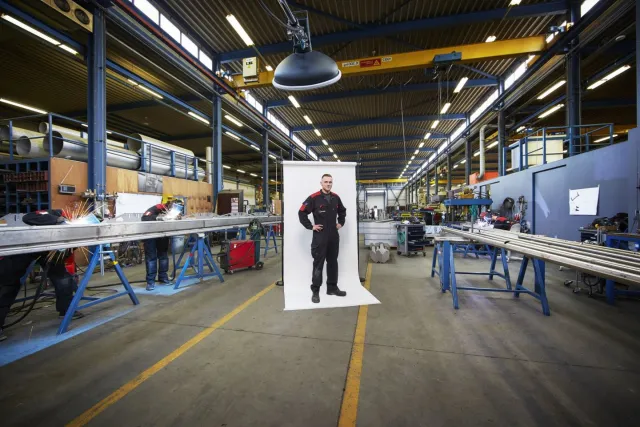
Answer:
top-left (142, 198), bottom-right (184, 290)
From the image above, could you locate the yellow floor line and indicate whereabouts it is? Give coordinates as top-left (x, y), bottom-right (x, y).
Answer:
top-left (67, 283), bottom-right (276, 427)
top-left (338, 262), bottom-right (373, 427)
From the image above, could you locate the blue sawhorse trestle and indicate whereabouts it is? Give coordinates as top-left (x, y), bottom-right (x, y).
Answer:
top-left (452, 243), bottom-right (492, 259)
top-left (263, 224), bottom-right (279, 257)
top-left (59, 244), bottom-right (139, 334)
top-left (174, 233), bottom-right (225, 289)
top-left (431, 239), bottom-right (550, 316)
top-left (604, 234), bottom-right (640, 304)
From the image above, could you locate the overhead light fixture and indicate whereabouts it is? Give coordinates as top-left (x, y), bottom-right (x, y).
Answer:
top-left (328, 147), bottom-right (334, 153)
top-left (407, 160), bottom-right (412, 165)
top-left (303, 115), bottom-right (312, 124)
top-left (453, 164), bottom-right (459, 169)
top-left (314, 129), bottom-right (321, 136)
top-left (516, 126), bottom-right (526, 132)
top-left (288, 95), bottom-right (301, 108)
top-left (453, 77), bottom-right (469, 93)
top-left (473, 150), bottom-right (480, 157)
top-left (59, 44), bottom-right (79, 55)
top-left (486, 35), bottom-right (497, 43)
top-left (137, 85), bottom-right (164, 99)
top-left (440, 103), bottom-right (451, 114)
top-left (250, 145), bottom-right (260, 151)
top-left (237, 169), bottom-right (246, 174)
top-left (538, 103), bottom-right (564, 119)
top-left (265, 65), bottom-right (273, 72)
top-left (225, 15), bottom-right (254, 46)
top-left (271, 3), bottom-right (341, 91)
top-left (188, 111), bottom-right (210, 125)
top-left (224, 130), bottom-right (241, 140)
top-left (594, 134), bottom-right (618, 143)
top-left (537, 80), bottom-right (566, 100)
top-left (250, 173), bottom-right (258, 177)
top-left (411, 155), bottom-right (416, 160)
top-left (269, 154), bottom-right (277, 160)
top-left (546, 33), bottom-right (556, 44)
top-left (487, 141), bottom-right (499, 149)
top-left (509, 0), bottom-right (522, 5)
top-left (322, 139), bottom-right (328, 145)
top-left (414, 149), bottom-right (419, 155)
top-left (1, 14), bottom-right (61, 45)
top-left (224, 115), bottom-right (243, 127)
top-left (271, 179), bottom-right (277, 182)
top-left (419, 142), bottom-right (425, 148)
top-left (0, 98), bottom-right (47, 114)
top-left (430, 121), bottom-right (439, 129)
top-left (587, 65), bottom-right (631, 90)
top-left (337, 159), bottom-right (341, 162)
top-left (333, 153), bottom-right (338, 159)
top-left (223, 165), bottom-right (231, 169)
top-left (460, 159), bottom-right (466, 164)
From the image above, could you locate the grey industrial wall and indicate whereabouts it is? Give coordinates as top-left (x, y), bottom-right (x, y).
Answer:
top-left (472, 131), bottom-right (640, 241)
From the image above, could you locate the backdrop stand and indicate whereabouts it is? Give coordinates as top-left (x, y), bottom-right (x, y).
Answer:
top-left (356, 152), bottom-right (366, 282)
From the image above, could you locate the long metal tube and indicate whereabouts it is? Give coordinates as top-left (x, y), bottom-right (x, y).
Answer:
top-left (126, 133), bottom-right (195, 157)
top-left (38, 122), bottom-right (125, 149)
top-left (443, 227), bottom-right (640, 286)
top-left (479, 124), bottom-right (487, 179)
top-left (0, 126), bottom-right (44, 154)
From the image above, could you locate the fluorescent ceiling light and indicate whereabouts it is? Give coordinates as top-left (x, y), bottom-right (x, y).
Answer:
top-left (414, 149), bottom-right (419, 155)
top-left (303, 115), bottom-right (312, 124)
top-left (223, 165), bottom-right (231, 169)
top-left (2, 15), bottom-right (60, 45)
top-left (265, 65), bottom-right (273, 72)
top-left (453, 77), bottom-right (469, 93)
top-left (59, 44), bottom-right (79, 55)
top-left (337, 160), bottom-right (341, 162)
top-left (314, 129), bottom-right (321, 136)
top-left (225, 15), bottom-right (254, 46)
top-left (328, 147), bottom-right (334, 153)
top-left (250, 173), bottom-right (258, 177)
top-left (250, 145), bottom-right (260, 151)
top-left (419, 142), bottom-right (425, 148)
top-left (188, 111), bottom-right (209, 124)
top-left (487, 141), bottom-right (499, 149)
top-left (516, 126), bottom-right (526, 132)
top-left (485, 35), bottom-right (497, 43)
top-left (322, 139), bottom-right (328, 145)
top-left (224, 115), bottom-right (243, 127)
top-left (509, 0), bottom-right (522, 5)
top-left (473, 151), bottom-right (480, 157)
top-left (127, 79), bottom-right (139, 86)
top-left (538, 103), bottom-right (564, 118)
top-left (288, 95), bottom-right (301, 108)
top-left (269, 154), bottom-right (277, 160)
top-left (237, 169), bottom-right (245, 173)
top-left (333, 154), bottom-right (338, 159)
top-left (0, 98), bottom-right (47, 114)
top-left (271, 179), bottom-right (276, 182)
top-left (407, 160), bottom-right (412, 165)
top-left (546, 33), bottom-right (556, 43)
top-left (594, 134), bottom-right (618, 143)
top-left (430, 121), bottom-right (439, 129)
top-left (224, 131), bottom-right (240, 140)
top-left (453, 164), bottom-right (459, 169)
top-left (440, 103), bottom-right (451, 114)
top-left (460, 159), bottom-right (466, 164)
top-left (137, 85), bottom-right (163, 99)
top-left (587, 65), bottom-right (631, 90)
top-left (537, 80), bottom-right (566, 99)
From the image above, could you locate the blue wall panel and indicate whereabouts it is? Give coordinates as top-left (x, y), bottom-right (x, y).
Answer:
top-left (473, 135), bottom-right (639, 241)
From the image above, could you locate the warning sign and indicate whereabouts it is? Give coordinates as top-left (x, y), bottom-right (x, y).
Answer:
top-left (360, 58), bottom-right (382, 68)
top-left (342, 60), bottom-right (359, 68)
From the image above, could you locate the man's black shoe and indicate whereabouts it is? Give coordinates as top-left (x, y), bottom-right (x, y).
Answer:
top-left (312, 292), bottom-right (320, 303)
top-left (327, 287), bottom-right (347, 297)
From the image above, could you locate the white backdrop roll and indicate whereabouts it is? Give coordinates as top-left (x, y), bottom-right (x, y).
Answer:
top-left (283, 161), bottom-right (380, 310)
top-left (116, 193), bottom-right (162, 215)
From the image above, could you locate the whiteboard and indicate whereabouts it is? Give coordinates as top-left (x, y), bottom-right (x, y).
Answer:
top-left (116, 193), bottom-right (162, 215)
top-left (569, 186), bottom-right (599, 215)
top-left (283, 161), bottom-right (380, 310)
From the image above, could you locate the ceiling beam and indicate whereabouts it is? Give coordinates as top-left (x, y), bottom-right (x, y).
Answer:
top-left (220, 2), bottom-right (566, 63)
top-left (266, 79), bottom-right (497, 108)
top-left (321, 147), bottom-right (435, 158)
top-left (308, 134), bottom-right (447, 147)
top-left (233, 36), bottom-right (547, 89)
top-left (294, 114), bottom-right (465, 131)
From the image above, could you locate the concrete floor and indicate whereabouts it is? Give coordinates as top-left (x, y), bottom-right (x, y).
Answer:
top-left (1, 245), bottom-right (640, 426)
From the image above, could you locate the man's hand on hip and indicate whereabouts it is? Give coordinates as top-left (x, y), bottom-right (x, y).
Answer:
top-left (336, 224), bottom-right (342, 230)
top-left (312, 224), bottom-right (323, 232)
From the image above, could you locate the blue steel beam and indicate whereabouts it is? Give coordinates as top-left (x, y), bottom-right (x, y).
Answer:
top-left (219, 2), bottom-right (567, 63)
top-left (320, 148), bottom-right (435, 157)
top-left (266, 79), bottom-right (497, 108)
top-left (294, 114), bottom-right (465, 131)
top-left (308, 134), bottom-right (448, 147)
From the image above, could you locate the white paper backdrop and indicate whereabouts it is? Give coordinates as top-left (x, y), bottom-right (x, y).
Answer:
top-left (283, 161), bottom-right (380, 310)
top-left (569, 186), bottom-right (599, 215)
top-left (116, 193), bottom-right (162, 215)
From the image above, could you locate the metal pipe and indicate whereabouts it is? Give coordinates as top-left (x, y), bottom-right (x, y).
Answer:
top-left (205, 146), bottom-right (213, 184)
top-left (0, 126), bottom-right (44, 154)
top-left (38, 122), bottom-right (125, 149)
top-left (443, 228), bottom-right (640, 286)
top-left (479, 125), bottom-right (487, 179)
top-left (126, 133), bottom-right (195, 157)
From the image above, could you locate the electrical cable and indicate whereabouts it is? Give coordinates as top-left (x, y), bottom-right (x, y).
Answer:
top-left (258, 0), bottom-right (299, 31)
top-left (4, 264), bottom-right (50, 329)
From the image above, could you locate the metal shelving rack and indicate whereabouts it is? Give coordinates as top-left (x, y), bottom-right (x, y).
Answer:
top-left (0, 158), bottom-right (50, 215)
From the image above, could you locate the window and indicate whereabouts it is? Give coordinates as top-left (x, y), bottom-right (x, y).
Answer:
top-left (181, 33), bottom-right (198, 58)
top-left (309, 149), bottom-right (318, 160)
top-left (159, 14), bottom-right (180, 42)
top-left (199, 51), bottom-right (213, 70)
top-left (255, 100), bottom-right (263, 113)
top-left (581, 0), bottom-right (599, 16)
top-left (504, 61), bottom-right (527, 90)
top-left (292, 134), bottom-right (307, 150)
top-left (133, 0), bottom-right (159, 24)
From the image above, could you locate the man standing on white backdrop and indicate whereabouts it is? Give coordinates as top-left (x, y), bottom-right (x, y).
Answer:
top-left (299, 174), bottom-right (347, 303)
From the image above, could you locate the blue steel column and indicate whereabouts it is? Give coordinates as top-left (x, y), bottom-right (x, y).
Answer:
top-left (212, 93), bottom-right (223, 210)
top-left (464, 114), bottom-right (472, 184)
top-left (87, 6), bottom-right (107, 201)
top-left (498, 80), bottom-right (506, 176)
top-left (262, 105), bottom-right (270, 210)
top-left (446, 154), bottom-right (452, 191)
top-left (566, 0), bottom-right (582, 156)
top-left (637, 0), bottom-right (640, 126)
top-left (426, 167), bottom-right (430, 203)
